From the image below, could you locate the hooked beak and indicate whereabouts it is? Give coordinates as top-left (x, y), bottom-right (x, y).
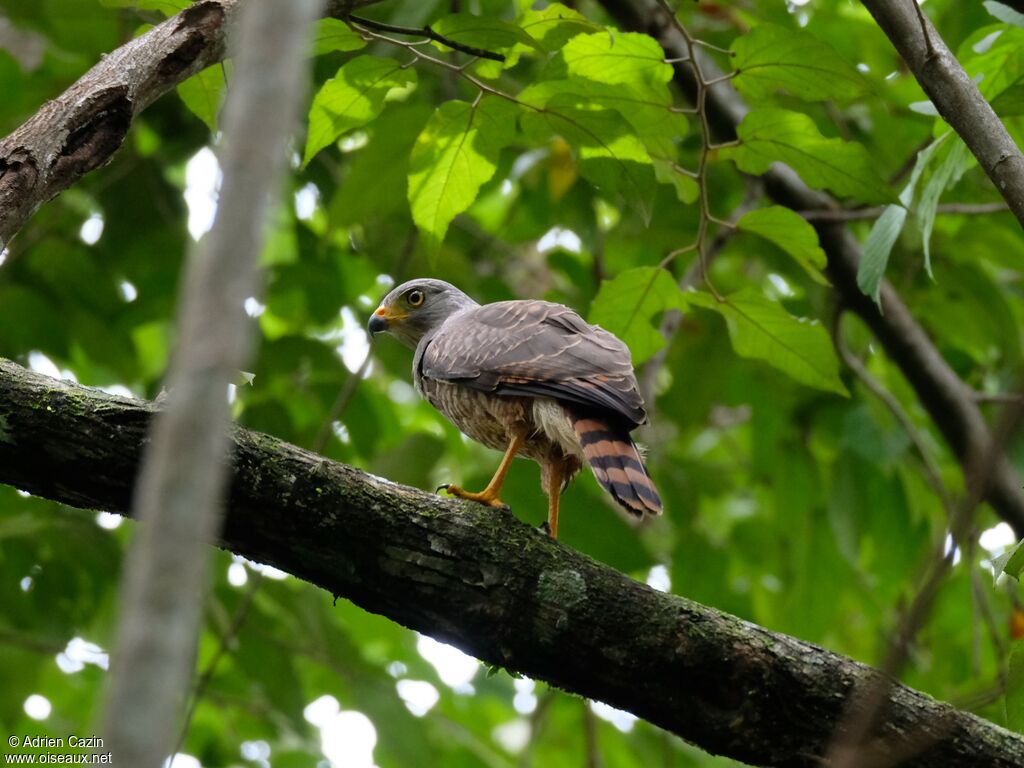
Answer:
top-left (367, 305), bottom-right (404, 336)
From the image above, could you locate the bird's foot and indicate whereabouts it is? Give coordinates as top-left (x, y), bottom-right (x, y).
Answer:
top-left (537, 521), bottom-right (552, 537)
top-left (437, 483), bottom-right (508, 509)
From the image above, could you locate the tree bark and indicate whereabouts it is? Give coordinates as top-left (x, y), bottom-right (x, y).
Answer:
top-left (0, 0), bottom-right (238, 249)
top-left (1, 358), bottom-right (1022, 768)
top-left (597, 0), bottom-right (1024, 536)
top-left (860, 0), bottom-right (1024, 227)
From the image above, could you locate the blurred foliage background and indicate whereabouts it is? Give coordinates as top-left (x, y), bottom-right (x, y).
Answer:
top-left (2, 0), bottom-right (1024, 765)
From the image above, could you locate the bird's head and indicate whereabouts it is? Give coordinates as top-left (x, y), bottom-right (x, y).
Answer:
top-left (368, 278), bottom-right (478, 349)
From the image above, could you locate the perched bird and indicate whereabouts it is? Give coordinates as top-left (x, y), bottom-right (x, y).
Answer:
top-left (367, 278), bottom-right (662, 537)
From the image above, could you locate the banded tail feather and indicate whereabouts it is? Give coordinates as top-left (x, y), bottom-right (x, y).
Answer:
top-left (571, 416), bottom-right (663, 517)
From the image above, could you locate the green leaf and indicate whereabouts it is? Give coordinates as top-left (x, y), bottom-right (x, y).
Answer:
top-left (303, 56), bottom-right (417, 166)
top-left (522, 104), bottom-right (656, 222)
top-left (519, 76), bottom-right (688, 153)
top-left (985, 1), bottom-right (1024, 27)
top-left (858, 205), bottom-right (907, 304)
top-left (408, 97), bottom-right (519, 255)
top-left (520, 75), bottom-right (685, 214)
top-left (518, 3), bottom-right (598, 51)
top-left (1000, 539), bottom-right (1024, 579)
top-left (562, 31), bottom-right (673, 93)
top-left (176, 64), bottom-right (225, 133)
top-left (328, 104), bottom-right (431, 228)
top-left (732, 23), bottom-right (870, 103)
top-left (737, 206), bottom-right (829, 285)
top-left (687, 288), bottom-right (848, 395)
top-left (959, 28), bottom-right (1024, 104)
top-left (312, 18), bottom-right (367, 55)
top-left (1007, 640), bottom-right (1024, 733)
top-left (589, 267), bottom-right (687, 364)
top-left (992, 80), bottom-right (1024, 116)
top-left (430, 13), bottom-right (542, 58)
top-left (917, 138), bottom-right (971, 276)
top-left (722, 109), bottom-right (893, 204)
top-left (857, 133), bottom-right (949, 302)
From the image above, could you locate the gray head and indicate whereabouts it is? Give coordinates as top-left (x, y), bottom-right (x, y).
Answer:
top-left (367, 278), bottom-right (479, 349)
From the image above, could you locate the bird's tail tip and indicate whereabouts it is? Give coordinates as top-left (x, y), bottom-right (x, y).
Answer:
top-left (572, 416), bottom-right (663, 517)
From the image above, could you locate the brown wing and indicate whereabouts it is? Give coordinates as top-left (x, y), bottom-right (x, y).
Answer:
top-left (416, 300), bottom-right (647, 428)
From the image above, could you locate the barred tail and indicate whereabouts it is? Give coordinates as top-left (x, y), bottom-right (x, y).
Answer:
top-left (572, 416), bottom-right (663, 517)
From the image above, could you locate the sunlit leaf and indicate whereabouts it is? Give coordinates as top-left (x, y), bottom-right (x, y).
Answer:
top-left (562, 31), bottom-right (673, 92)
top-left (312, 18), bottom-right (367, 55)
top-left (176, 64), bottom-right (225, 133)
top-left (303, 56), bottom-right (417, 166)
top-left (687, 288), bottom-right (848, 395)
top-left (518, 3), bottom-right (598, 51)
top-left (520, 84), bottom-right (661, 219)
top-left (737, 207), bottom-right (829, 285)
top-left (328, 104), bottom-right (431, 228)
top-left (589, 267), bottom-right (686, 364)
top-left (722, 109), bottom-right (894, 204)
top-left (732, 23), bottom-right (870, 103)
top-left (431, 13), bottom-right (542, 58)
top-left (408, 97), bottom-right (519, 256)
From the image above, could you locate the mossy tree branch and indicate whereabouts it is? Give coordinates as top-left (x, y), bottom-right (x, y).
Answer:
top-left (0, 358), bottom-right (1022, 768)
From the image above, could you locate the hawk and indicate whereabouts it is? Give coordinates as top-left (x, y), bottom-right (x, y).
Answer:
top-left (367, 278), bottom-right (662, 537)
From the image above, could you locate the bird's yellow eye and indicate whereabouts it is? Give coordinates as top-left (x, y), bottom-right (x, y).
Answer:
top-left (407, 289), bottom-right (425, 307)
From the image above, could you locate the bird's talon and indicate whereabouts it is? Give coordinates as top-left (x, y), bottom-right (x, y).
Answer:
top-left (538, 521), bottom-right (551, 536)
top-left (436, 484), bottom-right (451, 494)
top-left (441, 483), bottom-right (505, 508)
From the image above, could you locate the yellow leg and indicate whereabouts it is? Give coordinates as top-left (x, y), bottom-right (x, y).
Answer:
top-left (546, 459), bottom-right (562, 539)
top-left (442, 428), bottom-right (525, 508)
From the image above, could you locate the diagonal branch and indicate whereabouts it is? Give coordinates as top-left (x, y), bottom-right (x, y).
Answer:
top-left (1, 358), bottom-right (1023, 768)
top-left (598, 0), bottom-right (1024, 536)
top-left (0, 0), bottom-right (404, 249)
top-left (0, 0), bottom-right (239, 248)
top-left (859, 0), bottom-right (1024, 228)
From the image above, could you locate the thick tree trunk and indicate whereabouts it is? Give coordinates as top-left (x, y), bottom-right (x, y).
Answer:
top-left (1, 358), bottom-right (1022, 768)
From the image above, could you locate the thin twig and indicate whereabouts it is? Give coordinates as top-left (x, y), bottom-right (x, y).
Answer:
top-left (833, 310), bottom-right (951, 512)
top-left (348, 14), bottom-right (506, 61)
top-left (910, 0), bottom-right (937, 59)
top-left (799, 201), bottom-right (1009, 222)
top-left (654, 0), bottom-right (725, 299)
top-left (314, 356), bottom-right (371, 454)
